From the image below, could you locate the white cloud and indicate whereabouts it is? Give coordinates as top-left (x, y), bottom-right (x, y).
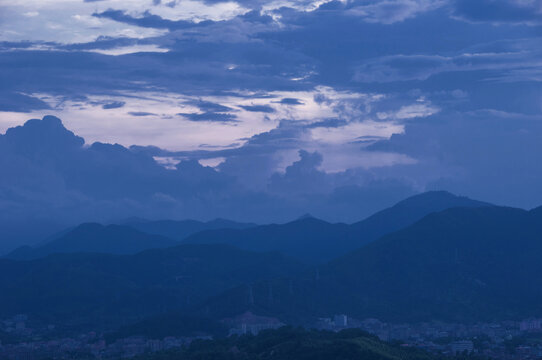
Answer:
top-left (88, 44), bottom-right (169, 55)
top-left (354, 47), bottom-right (542, 83)
top-left (199, 157), bottom-right (226, 168)
top-left (347, 0), bottom-right (447, 24)
top-left (0, 0), bottom-right (248, 44)
top-left (393, 102), bottom-right (440, 120)
top-left (150, 0), bottom-right (248, 22)
top-left (0, 85), bottom-right (436, 173)
top-left (0, 2), bottom-right (167, 43)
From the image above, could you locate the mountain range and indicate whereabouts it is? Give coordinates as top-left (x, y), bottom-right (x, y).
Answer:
top-left (5, 219), bottom-right (255, 260)
top-left (5, 191), bottom-right (487, 264)
top-left (6, 223), bottom-right (176, 260)
top-left (183, 191), bottom-right (490, 263)
top-left (121, 218), bottom-right (256, 241)
top-left (4, 190), bottom-right (542, 332)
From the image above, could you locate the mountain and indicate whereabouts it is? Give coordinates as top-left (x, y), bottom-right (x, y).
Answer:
top-left (135, 327), bottom-right (438, 360)
top-left (346, 190), bottom-right (492, 245)
top-left (185, 217), bottom-right (350, 263)
top-left (530, 205), bottom-right (542, 217)
top-left (200, 205), bottom-right (542, 323)
top-left (184, 191), bottom-right (491, 263)
top-left (0, 244), bottom-right (303, 329)
top-left (5, 223), bottom-right (177, 260)
top-left (121, 218), bottom-right (256, 241)
top-left (318, 205), bottom-right (542, 322)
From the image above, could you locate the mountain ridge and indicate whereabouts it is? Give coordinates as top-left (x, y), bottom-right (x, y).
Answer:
top-left (183, 191), bottom-right (492, 263)
top-left (197, 204), bottom-right (542, 323)
top-left (5, 223), bottom-right (177, 260)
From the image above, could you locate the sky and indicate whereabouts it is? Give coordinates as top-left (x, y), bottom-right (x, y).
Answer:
top-left (1, 0), bottom-right (542, 250)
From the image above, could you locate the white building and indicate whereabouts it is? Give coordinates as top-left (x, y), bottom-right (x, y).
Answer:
top-left (333, 314), bottom-right (348, 328)
top-left (520, 318), bottom-right (542, 332)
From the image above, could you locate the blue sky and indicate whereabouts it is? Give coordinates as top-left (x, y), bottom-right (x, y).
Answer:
top-left (0, 0), bottom-right (542, 247)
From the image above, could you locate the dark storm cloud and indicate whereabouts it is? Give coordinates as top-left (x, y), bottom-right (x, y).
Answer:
top-left (102, 101), bottom-right (126, 109)
top-left (128, 111), bottom-right (156, 116)
top-left (184, 100), bottom-right (234, 113)
top-left (93, 9), bottom-right (216, 30)
top-left (61, 37), bottom-right (141, 51)
top-left (177, 112), bottom-right (238, 122)
top-left (239, 104), bottom-right (276, 113)
top-left (278, 98), bottom-right (304, 105)
top-left (306, 118), bottom-right (347, 128)
top-left (0, 92), bottom-right (51, 112)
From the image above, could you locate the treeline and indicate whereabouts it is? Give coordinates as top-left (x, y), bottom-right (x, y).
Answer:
top-left (135, 327), bottom-right (486, 360)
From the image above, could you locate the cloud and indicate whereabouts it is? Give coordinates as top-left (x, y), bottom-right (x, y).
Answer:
top-left (377, 100), bottom-right (440, 120)
top-left (185, 100), bottom-right (234, 113)
top-left (353, 45), bottom-right (542, 84)
top-left (347, 0), bottom-right (448, 24)
top-left (128, 111), bottom-right (157, 116)
top-left (0, 92), bottom-right (51, 112)
top-left (0, 85), bottom-right (411, 153)
top-left (368, 109), bottom-right (542, 208)
top-left (268, 150), bottom-right (329, 194)
top-left (239, 104), bottom-right (276, 113)
top-left (93, 9), bottom-right (214, 30)
top-left (102, 101), bottom-right (126, 109)
top-left (0, 116), bottom-right (233, 222)
top-left (178, 112), bottom-right (239, 122)
top-left (0, 2), bottom-right (168, 44)
top-left (88, 44), bottom-right (170, 55)
top-left (453, 0), bottom-right (542, 24)
top-left (278, 97), bottom-right (304, 105)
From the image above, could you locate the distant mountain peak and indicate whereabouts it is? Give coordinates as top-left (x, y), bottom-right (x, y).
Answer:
top-left (4, 222), bottom-right (176, 260)
top-left (296, 213), bottom-right (316, 220)
top-left (400, 190), bottom-right (479, 203)
top-left (72, 222), bottom-right (103, 230)
top-left (386, 190), bottom-right (492, 211)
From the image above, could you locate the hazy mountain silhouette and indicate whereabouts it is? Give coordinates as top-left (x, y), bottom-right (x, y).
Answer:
top-left (183, 191), bottom-right (491, 263)
top-left (5, 223), bottom-right (177, 260)
top-left (185, 217), bottom-right (350, 263)
top-left (341, 190), bottom-right (492, 251)
top-left (200, 205), bottom-right (542, 323)
top-left (121, 218), bottom-right (256, 241)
